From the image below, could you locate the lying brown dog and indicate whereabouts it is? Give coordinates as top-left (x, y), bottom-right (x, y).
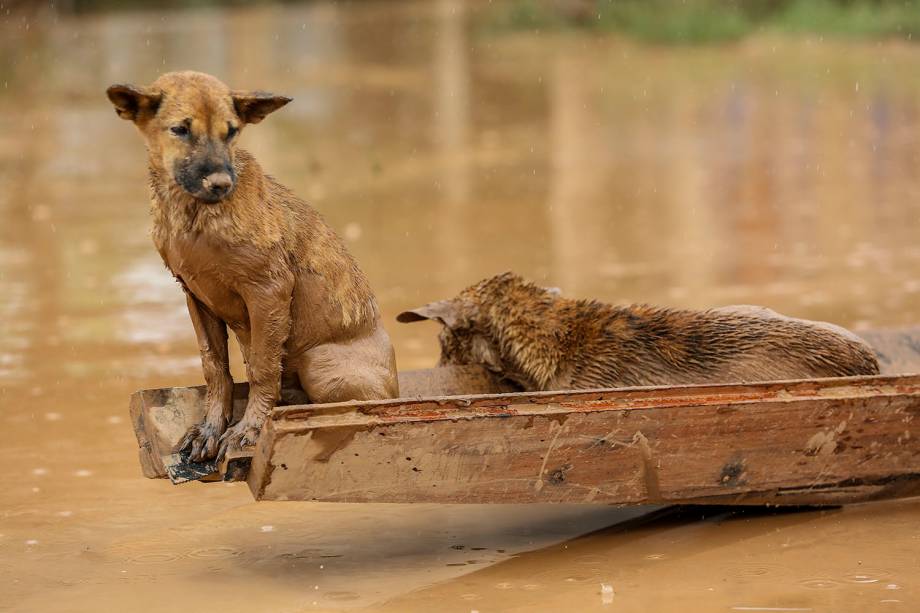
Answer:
top-left (398, 272), bottom-right (880, 391)
top-left (107, 71), bottom-right (398, 461)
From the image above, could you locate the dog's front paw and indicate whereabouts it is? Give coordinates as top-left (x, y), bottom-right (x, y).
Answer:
top-left (176, 421), bottom-right (225, 462)
top-left (217, 419), bottom-right (262, 462)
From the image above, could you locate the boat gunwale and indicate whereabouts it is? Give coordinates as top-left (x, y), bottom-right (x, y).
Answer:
top-left (267, 371), bottom-right (920, 422)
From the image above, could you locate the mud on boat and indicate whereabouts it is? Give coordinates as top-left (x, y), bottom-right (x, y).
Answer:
top-left (130, 327), bottom-right (920, 506)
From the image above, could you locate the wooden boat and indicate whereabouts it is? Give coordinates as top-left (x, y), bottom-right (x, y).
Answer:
top-left (130, 327), bottom-right (920, 506)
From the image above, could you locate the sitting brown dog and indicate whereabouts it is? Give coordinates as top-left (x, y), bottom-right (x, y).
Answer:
top-left (398, 272), bottom-right (880, 391)
top-left (107, 71), bottom-right (398, 461)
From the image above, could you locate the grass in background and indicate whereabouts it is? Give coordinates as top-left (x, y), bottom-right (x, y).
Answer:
top-left (776, 0), bottom-right (920, 39)
top-left (595, 1), bottom-right (752, 44)
top-left (488, 0), bottom-right (920, 44)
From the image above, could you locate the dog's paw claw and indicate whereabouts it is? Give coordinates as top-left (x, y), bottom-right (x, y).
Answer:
top-left (176, 422), bottom-right (224, 462)
top-left (216, 422), bottom-right (260, 462)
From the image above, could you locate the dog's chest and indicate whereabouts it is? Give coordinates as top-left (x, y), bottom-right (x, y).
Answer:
top-left (156, 230), bottom-right (248, 327)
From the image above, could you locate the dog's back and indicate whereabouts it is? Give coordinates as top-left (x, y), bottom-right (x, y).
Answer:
top-left (558, 301), bottom-right (879, 390)
top-left (398, 273), bottom-right (880, 391)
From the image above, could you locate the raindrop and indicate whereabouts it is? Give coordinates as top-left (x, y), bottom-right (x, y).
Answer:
top-left (188, 546), bottom-right (240, 559)
top-left (798, 577), bottom-right (840, 590)
top-left (129, 552), bottom-right (180, 564)
top-left (848, 574), bottom-right (879, 584)
top-left (601, 583), bottom-right (614, 605)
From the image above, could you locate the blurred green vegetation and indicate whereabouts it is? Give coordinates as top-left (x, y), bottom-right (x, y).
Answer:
top-left (8, 0), bottom-right (920, 43)
top-left (6, 0), bottom-right (297, 13)
top-left (489, 0), bottom-right (920, 43)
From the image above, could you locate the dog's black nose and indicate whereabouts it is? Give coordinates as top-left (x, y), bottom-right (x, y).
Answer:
top-left (203, 172), bottom-right (233, 198)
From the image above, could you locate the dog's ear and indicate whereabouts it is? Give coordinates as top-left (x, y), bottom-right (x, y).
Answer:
top-left (397, 300), bottom-right (461, 328)
top-left (232, 91), bottom-right (292, 124)
top-left (106, 84), bottom-right (161, 122)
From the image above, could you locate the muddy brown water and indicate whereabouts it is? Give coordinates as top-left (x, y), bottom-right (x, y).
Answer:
top-left (1, 1), bottom-right (919, 611)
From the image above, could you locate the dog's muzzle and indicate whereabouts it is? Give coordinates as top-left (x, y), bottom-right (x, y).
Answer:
top-left (201, 172), bottom-right (233, 202)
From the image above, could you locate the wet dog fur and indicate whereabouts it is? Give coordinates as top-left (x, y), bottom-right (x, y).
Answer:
top-left (107, 71), bottom-right (398, 461)
top-left (398, 272), bottom-right (880, 391)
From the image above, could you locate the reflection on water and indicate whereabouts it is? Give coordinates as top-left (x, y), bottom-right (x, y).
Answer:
top-left (1, 1), bottom-right (919, 611)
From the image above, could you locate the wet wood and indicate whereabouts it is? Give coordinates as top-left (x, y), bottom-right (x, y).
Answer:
top-left (130, 327), bottom-right (920, 505)
top-left (250, 373), bottom-right (920, 505)
top-left (130, 365), bottom-right (513, 480)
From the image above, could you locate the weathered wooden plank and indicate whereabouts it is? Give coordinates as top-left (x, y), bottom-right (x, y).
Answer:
top-left (248, 374), bottom-right (920, 505)
top-left (131, 365), bottom-right (511, 479)
top-left (128, 327), bottom-right (920, 503)
top-left (128, 388), bottom-right (161, 479)
top-left (130, 383), bottom-right (241, 479)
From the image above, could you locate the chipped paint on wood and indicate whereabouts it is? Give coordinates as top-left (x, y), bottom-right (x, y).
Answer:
top-left (248, 374), bottom-right (920, 505)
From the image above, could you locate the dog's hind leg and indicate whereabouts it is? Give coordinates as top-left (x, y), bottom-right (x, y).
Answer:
top-left (297, 329), bottom-right (399, 404)
top-left (176, 293), bottom-right (234, 462)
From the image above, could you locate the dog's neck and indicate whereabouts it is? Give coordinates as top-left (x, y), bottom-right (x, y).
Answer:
top-left (146, 149), bottom-right (281, 248)
top-left (482, 291), bottom-right (568, 390)
top-left (145, 148), bottom-right (381, 330)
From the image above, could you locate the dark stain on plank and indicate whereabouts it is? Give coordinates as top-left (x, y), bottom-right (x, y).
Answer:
top-left (719, 459), bottom-right (747, 487)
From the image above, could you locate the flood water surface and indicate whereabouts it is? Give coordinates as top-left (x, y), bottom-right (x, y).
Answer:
top-left (1, 1), bottom-right (919, 611)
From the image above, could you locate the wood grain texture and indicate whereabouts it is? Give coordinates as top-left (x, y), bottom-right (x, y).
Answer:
top-left (131, 366), bottom-right (509, 478)
top-left (128, 327), bottom-right (920, 505)
top-left (247, 374), bottom-right (920, 505)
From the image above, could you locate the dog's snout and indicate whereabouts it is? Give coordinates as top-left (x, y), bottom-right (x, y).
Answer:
top-left (203, 171), bottom-right (233, 198)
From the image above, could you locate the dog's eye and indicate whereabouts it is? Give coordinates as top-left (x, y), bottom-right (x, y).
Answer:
top-left (226, 124), bottom-right (239, 140)
top-left (170, 125), bottom-right (189, 137)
